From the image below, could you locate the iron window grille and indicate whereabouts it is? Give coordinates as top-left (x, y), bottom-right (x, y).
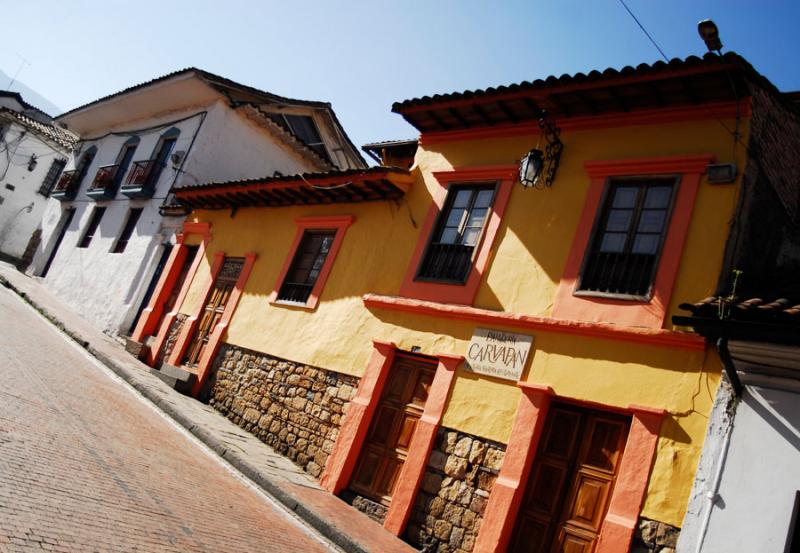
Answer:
top-left (416, 184), bottom-right (496, 283)
top-left (111, 208), bottom-right (143, 253)
top-left (38, 158), bottom-right (67, 196)
top-left (576, 177), bottom-right (677, 298)
top-left (277, 230), bottom-right (336, 304)
top-left (77, 206), bottom-right (106, 249)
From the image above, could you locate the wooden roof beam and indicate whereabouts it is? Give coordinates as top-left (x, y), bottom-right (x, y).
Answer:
top-left (496, 100), bottom-right (519, 123)
top-left (472, 103), bottom-right (494, 126)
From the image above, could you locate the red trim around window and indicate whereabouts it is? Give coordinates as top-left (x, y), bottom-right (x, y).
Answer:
top-left (551, 154), bottom-right (714, 328)
top-left (399, 165), bottom-right (517, 305)
top-left (268, 215), bottom-right (354, 310)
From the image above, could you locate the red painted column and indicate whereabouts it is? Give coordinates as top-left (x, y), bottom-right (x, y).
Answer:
top-left (320, 340), bottom-right (396, 494)
top-left (595, 405), bottom-right (666, 553)
top-left (131, 237), bottom-right (187, 342)
top-left (474, 382), bottom-right (553, 553)
top-left (190, 252), bottom-right (257, 396)
top-left (166, 251), bottom-right (225, 368)
top-left (384, 354), bottom-right (462, 536)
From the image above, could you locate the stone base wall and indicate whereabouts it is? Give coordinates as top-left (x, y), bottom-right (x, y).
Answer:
top-left (156, 313), bottom-right (187, 366)
top-left (208, 343), bottom-right (359, 478)
top-left (340, 491), bottom-right (388, 523)
top-left (405, 428), bottom-right (506, 553)
top-left (631, 517), bottom-right (680, 553)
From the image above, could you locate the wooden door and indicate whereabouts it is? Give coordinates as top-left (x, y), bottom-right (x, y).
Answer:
top-left (182, 257), bottom-right (243, 368)
top-left (510, 404), bottom-right (629, 553)
top-left (349, 354), bottom-right (436, 506)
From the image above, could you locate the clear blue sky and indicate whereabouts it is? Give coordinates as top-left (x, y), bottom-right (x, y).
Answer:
top-left (3, 1), bottom-right (799, 150)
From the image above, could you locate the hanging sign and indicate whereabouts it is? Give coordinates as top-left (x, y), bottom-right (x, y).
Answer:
top-left (464, 327), bottom-right (534, 382)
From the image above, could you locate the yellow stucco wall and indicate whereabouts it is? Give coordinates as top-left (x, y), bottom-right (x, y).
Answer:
top-left (176, 114), bottom-right (746, 527)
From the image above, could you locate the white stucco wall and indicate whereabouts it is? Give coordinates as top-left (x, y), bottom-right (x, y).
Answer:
top-left (679, 384), bottom-right (800, 552)
top-left (30, 94), bottom-right (330, 336)
top-left (0, 121), bottom-right (69, 261)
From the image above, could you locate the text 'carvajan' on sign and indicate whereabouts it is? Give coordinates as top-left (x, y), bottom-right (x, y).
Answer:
top-left (465, 327), bottom-right (534, 382)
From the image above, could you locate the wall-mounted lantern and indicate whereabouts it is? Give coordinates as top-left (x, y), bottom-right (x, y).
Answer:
top-left (27, 154), bottom-right (37, 172)
top-left (519, 111), bottom-right (563, 189)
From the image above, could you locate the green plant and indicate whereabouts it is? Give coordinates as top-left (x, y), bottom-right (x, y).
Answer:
top-left (718, 269), bottom-right (743, 319)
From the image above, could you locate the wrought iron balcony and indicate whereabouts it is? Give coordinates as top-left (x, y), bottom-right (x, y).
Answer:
top-left (50, 170), bottom-right (80, 201)
top-left (121, 159), bottom-right (165, 199)
top-left (86, 164), bottom-right (120, 200)
top-left (416, 243), bottom-right (475, 283)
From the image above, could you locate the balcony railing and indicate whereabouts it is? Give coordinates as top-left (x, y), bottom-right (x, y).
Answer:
top-left (121, 159), bottom-right (164, 198)
top-left (417, 243), bottom-right (475, 283)
top-left (86, 164), bottom-right (120, 200)
top-left (51, 170), bottom-right (80, 201)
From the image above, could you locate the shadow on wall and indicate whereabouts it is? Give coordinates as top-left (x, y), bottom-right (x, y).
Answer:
top-left (745, 387), bottom-right (800, 453)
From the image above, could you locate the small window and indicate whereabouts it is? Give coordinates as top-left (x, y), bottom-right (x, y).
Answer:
top-left (577, 178), bottom-right (676, 298)
top-left (277, 230), bottom-right (336, 303)
top-left (266, 113), bottom-right (331, 163)
top-left (38, 159), bottom-right (67, 196)
top-left (77, 206), bottom-right (106, 248)
top-left (112, 208), bottom-right (143, 253)
top-left (416, 184), bottom-right (496, 283)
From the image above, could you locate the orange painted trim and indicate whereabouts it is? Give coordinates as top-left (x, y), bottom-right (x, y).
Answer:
top-left (552, 154), bottom-right (714, 328)
top-left (595, 407), bottom-right (665, 553)
top-left (419, 101), bottom-right (749, 145)
top-left (131, 241), bottom-right (188, 342)
top-left (268, 215), bottom-right (354, 310)
top-left (474, 383), bottom-right (553, 553)
top-left (399, 165), bottom-right (517, 305)
top-left (362, 294), bottom-right (705, 350)
top-left (384, 354), bottom-right (462, 535)
top-left (320, 340), bottom-right (397, 494)
top-left (146, 225), bottom-right (212, 366)
top-left (190, 251), bottom-right (257, 397)
top-left (166, 251), bottom-right (226, 367)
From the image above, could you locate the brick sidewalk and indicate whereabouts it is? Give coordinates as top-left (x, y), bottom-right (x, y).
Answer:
top-left (0, 263), bottom-right (414, 553)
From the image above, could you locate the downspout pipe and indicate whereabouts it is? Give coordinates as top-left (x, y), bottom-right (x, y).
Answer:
top-left (717, 337), bottom-right (743, 396)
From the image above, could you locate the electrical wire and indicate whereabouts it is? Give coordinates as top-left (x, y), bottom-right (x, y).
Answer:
top-left (617, 0), bottom-right (670, 62)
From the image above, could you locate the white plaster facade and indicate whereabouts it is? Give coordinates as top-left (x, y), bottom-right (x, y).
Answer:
top-left (678, 345), bottom-right (800, 552)
top-left (28, 69), bottom-right (365, 336)
top-left (0, 103), bottom-right (75, 266)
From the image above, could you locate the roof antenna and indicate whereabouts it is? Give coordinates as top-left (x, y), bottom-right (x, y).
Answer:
top-left (7, 54), bottom-right (31, 91)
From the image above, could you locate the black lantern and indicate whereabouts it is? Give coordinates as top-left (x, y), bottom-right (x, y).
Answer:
top-left (519, 148), bottom-right (544, 188)
top-left (518, 111), bottom-right (563, 189)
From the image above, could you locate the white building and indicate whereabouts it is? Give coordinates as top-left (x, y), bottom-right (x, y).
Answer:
top-left (29, 68), bottom-right (365, 337)
top-left (0, 92), bottom-right (76, 268)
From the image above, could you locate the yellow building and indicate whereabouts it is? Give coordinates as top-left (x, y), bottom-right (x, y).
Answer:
top-left (130, 53), bottom-right (768, 552)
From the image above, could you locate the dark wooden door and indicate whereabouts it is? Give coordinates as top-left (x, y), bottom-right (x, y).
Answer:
top-left (510, 404), bottom-right (629, 553)
top-left (182, 257), bottom-right (243, 368)
top-left (350, 354), bottom-right (436, 506)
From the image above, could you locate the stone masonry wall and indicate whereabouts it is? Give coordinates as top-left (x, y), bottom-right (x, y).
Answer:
top-left (208, 343), bottom-right (359, 478)
top-left (405, 428), bottom-right (506, 553)
top-left (156, 313), bottom-right (187, 366)
top-left (631, 517), bottom-right (680, 553)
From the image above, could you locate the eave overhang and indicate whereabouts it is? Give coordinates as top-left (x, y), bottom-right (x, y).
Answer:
top-left (392, 53), bottom-right (768, 135)
top-left (174, 166), bottom-right (411, 210)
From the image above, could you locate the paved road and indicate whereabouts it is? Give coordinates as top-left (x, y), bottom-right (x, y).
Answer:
top-left (0, 288), bottom-right (336, 553)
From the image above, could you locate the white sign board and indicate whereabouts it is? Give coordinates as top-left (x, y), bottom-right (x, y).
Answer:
top-left (464, 327), bottom-right (534, 382)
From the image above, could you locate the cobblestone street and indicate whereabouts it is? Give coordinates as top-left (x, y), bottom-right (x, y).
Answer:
top-left (0, 287), bottom-right (337, 553)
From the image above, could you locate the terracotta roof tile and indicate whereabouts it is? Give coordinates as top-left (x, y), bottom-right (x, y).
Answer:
top-left (679, 296), bottom-right (800, 323)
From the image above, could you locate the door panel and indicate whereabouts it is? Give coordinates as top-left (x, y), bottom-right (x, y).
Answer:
top-left (349, 353), bottom-right (436, 506)
top-left (510, 404), bottom-right (630, 553)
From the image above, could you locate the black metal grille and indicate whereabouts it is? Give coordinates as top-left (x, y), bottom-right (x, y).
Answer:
top-left (277, 282), bottom-right (314, 303)
top-left (579, 252), bottom-right (657, 296)
top-left (417, 243), bottom-right (475, 282)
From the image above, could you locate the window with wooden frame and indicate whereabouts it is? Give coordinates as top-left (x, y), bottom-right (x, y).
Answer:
top-left (77, 206), bottom-right (106, 248)
top-left (416, 183), bottom-right (496, 283)
top-left (270, 216), bottom-right (353, 310)
top-left (264, 112), bottom-right (331, 163)
top-left (38, 158), bottom-right (67, 196)
top-left (576, 178), bottom-right (677, 299)
top-left (277, 230), bottom-right (336, 304)
top-left (111, 208), bottom-right (143, 253)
